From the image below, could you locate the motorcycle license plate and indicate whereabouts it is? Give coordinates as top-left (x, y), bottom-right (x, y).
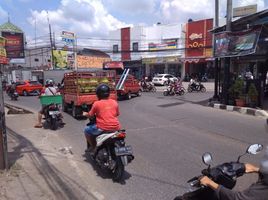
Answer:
top-left (115, 146), bottom-right (132, 156)
top-left (49, 111), bottom-right (60, 115)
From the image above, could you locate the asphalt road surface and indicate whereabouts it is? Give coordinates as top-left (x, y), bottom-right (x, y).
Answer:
top-left (4, 91), bottom-right (268, 200)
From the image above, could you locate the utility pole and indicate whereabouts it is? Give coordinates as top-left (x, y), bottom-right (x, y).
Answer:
top-left (0, 64), bottom-right (8, 170)
top-left (47, 11), bottom-right (54, 70)
top-left (213, 0), bottom-right (219, 100)
top-left (223, 0), bottom-right (232, 104)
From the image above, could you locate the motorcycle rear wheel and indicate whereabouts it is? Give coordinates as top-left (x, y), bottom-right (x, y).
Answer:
top-left (50, 118), bottom-right (58, 130)
top-left (201, 87), bottom-right (206, 93)
top-left (112, 157), bottom-right (125, 182)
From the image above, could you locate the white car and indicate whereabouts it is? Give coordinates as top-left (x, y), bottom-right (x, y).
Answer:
top-left (152, 74), bottom-right (178, 86)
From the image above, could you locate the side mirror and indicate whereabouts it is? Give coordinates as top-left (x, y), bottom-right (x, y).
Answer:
top-left (247, 144), bottom-right (263, 155)
top-left (202, 152), bottom-right (213, 166)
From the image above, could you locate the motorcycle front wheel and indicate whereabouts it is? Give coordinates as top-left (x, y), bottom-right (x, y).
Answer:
top-left (112, 157), bottom-right (125, 182)
top-left (201, 87), bottom-right (206, 93)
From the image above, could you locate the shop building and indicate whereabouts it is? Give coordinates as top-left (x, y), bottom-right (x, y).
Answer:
top-left (184, 19), bottom-right (214, 80)
top-left (109, 24), bottom-right (183, 79)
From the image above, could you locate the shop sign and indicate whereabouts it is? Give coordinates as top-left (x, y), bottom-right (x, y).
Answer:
top-left (0, 48), bottom-right (7, 57)
top-left (62, 31), bottom-right (75, 45)
top-left (1, 32), bottom-right (25, 58)
top-left (214, 27), bottom-right (261, 57)
top-left (77, 55), bottom-right (111, 68)
top-left (149, 39), bottom-right (177, 51)
top-left (185, 19), bottom-right (213, 58)
top-left (233, 5), bottom-right (257, 18)
top-left (142, 56), bottom-right (180, 64)
top-left (103, 61), bottom-right (123, 69)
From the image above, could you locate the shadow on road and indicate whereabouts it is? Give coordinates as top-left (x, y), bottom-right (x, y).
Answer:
top-left (7, 128), bottom-right (100, 200)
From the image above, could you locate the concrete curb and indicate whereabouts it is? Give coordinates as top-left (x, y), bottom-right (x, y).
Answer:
top-left (208, 102), bottom-right (268, 118)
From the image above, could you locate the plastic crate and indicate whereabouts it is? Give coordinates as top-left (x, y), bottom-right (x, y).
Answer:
top-left (39, 95), bottom-right (63, 105)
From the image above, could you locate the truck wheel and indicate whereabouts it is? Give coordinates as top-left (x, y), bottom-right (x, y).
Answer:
top-left (137, 90), bottom-right (142, 97)
top-left (23, 90), bottom-right (28, 96)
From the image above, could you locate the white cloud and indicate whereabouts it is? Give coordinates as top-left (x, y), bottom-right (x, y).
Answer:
top-left (105, 0), bottom-right (157, 14)
top-left (0, 6), bottom-right (8, 19)
top-left (27, 0), bottom-right (131, 48)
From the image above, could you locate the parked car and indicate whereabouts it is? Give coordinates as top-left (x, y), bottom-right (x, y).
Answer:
top-left (16, 80), bottom-right (43, 96)
top-left (152, 74), bottom-right (178, 86)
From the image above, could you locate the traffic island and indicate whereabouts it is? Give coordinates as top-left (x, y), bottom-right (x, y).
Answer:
top-left (208, 102), bottom-right (268, 118)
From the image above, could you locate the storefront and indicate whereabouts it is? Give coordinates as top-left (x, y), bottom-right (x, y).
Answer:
top-left (142, 56), bottom-right (183, 78)
top-left (123, 60), bottom-right (144, 80)
top-left (184, 19), bottom-right (214, 80)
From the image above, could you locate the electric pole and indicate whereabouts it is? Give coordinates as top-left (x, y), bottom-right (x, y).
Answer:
top-left (213, 0), bottom-right (219, 100)
top-left (0, 64), bottom-right (8, 170)
top-left (223, 0), bottom-right (232, 104)
top-left (47, 11), bottom-right (54, 70)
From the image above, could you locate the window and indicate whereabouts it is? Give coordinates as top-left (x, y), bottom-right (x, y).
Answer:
top-left (47, 59), bottom-right (51, 62)
top-left (34, 58), bottom-right (39, 62)
top-left (133, 42), bottom-right (138, 52)
top-left (113, 45), bottom-right (119, 53)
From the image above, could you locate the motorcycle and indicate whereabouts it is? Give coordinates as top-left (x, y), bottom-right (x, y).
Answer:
top-left (174, 143), bottom-right (263, 200)
top-left (187, 82), bottom-right (206, 93)
top-left (85, 117), bottom-right (134, 182)
top-left (43, 103), bottom-right (63, 130)
top-left (8, 90), bottom-right (19, 101)
top-left (141, 81), bottom-right (156, 92)
top-left (163, 83), bottom-right (185, 96)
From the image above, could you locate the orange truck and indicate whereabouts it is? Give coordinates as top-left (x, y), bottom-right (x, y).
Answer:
top-left (62, 70), bottom-right (117, 118)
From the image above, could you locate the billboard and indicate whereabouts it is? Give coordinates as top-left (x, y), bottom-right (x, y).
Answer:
top-left (1, 32), bottom-right (24, 58)
top-left (185, 19), bottom-right (213, 58)
top-left (53, 50), bottom-right (68, 69)
top-left (233, 5), bottom-right (257, 18)
top-left (77, 55), bottom-right (111, 68)
top-left (0, 37), bottom-right (8, 64)
top-left (214, 27), bottom-right (261, 57)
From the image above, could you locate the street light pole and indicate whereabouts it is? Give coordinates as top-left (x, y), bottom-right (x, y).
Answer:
top-left (213, 0), bottom-right (219, 99)
top-left (223, 0), bottom-right (232, 104)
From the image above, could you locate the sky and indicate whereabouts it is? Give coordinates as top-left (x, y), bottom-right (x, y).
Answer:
top-left (0, 0), bottom-right (267, 49)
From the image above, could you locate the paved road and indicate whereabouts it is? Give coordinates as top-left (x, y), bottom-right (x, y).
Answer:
top-left (4, 92), bottom-right (268, 200)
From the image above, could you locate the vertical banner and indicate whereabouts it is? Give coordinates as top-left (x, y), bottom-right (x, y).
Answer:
top-left (53, 50), bottom-right (68, 69)
top-left (0, 37), bottom-right (8, 64)
top-left (1, 32), bottom-right (24, 58)
top-left (121, 27), bottom-right (130, 61)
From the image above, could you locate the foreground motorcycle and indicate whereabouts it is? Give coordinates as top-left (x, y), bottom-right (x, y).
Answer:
top-left (174, 143), bottom-right (263, 200)
top-left (187, 82), bottom-right (206, 93)
top-left (43, 104), bottom-right (63, 130)
top-left (85, 117), bottom-right (134, 182)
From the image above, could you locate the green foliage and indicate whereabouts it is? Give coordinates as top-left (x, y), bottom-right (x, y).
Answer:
top-left (248, 83), bottom-right (258, 101)
top-left (229, 78), bottom-right (244, 99)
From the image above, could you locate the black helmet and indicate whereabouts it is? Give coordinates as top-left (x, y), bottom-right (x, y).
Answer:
top-left (96, 84), bottom-right (110, 99)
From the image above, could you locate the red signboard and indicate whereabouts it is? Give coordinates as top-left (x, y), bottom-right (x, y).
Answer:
top-left (103, 61), bottom-right (124, 69)
top-left (121, 27), bottom-right (131, 61)
top-left (185, 19), bottom-right (213, 58)
top-left (2, 32), bottom-right (25, 58)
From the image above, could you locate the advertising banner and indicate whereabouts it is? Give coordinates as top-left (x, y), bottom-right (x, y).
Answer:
top-left (148, 39), bottom-right (177, 51)
top-left (53, 50), bottom-right (68, 69)
top-left (62, 31), bottom-right (75, 45)
top-left (2, 32), bottom-right (24, 58)
top-left (0, 36), bottom-right (8, 64)
top-left (185, 19), bottom-right (213, 58)
top-left (214, 27), bottom-right (261, 57)
top-left (77, 55), bottom-right (111, 68)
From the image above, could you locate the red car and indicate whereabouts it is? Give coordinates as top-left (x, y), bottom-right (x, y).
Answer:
top-left (15, 80), bottom-right (43, 96)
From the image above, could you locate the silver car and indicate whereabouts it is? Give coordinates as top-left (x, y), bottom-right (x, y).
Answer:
top-left (152, 74), bottom-right (178, 86)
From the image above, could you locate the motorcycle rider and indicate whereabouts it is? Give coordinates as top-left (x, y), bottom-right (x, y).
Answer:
top-left (82, 84), bottom-right (121, 154)
top-left (200, 147), bottom-right (268, 200)
top-left (8, 81), bottom-right (16, 97)
top-left (34, 80), bottom-right (58, 128)
top-left (189, 77), bottom-right (197, 90)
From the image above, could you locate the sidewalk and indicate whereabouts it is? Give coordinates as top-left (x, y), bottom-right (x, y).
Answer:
top-left (0, 106), bottom-right (103, 200)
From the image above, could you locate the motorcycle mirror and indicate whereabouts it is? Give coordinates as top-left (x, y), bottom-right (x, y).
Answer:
top-left (202, 152), bottom-right (213, 166)
top-left (247, 144), bottom-right (263, 155)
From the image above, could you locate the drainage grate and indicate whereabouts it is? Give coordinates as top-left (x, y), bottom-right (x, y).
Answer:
top-left (158, 102), bottom-right (184, 108)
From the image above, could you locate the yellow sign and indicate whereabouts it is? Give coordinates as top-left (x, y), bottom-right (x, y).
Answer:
top-left (53, 50), bottom-right (68, 69)
top-left (0, 37), bottom-right (6, 47)
top-left (142, 56), bottom-right (181, 64)
top-left (77, 56), bottom-right (111, 68)
top-left (0, 48), bottom-right (7, 57)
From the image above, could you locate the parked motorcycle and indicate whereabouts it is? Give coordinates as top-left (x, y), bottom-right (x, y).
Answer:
top-left (43, 103), bottom-right (63, 130)
top-left (187, 82), bottom-right (206, 93)
top-left (85, 118), bottom-right (134, 182)
top-left (174, 143), bottom-right (263, 200)
top-left (141, 81), bottom-right (156, 92)
top-left (8, 90), bottom-right (19, 101)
